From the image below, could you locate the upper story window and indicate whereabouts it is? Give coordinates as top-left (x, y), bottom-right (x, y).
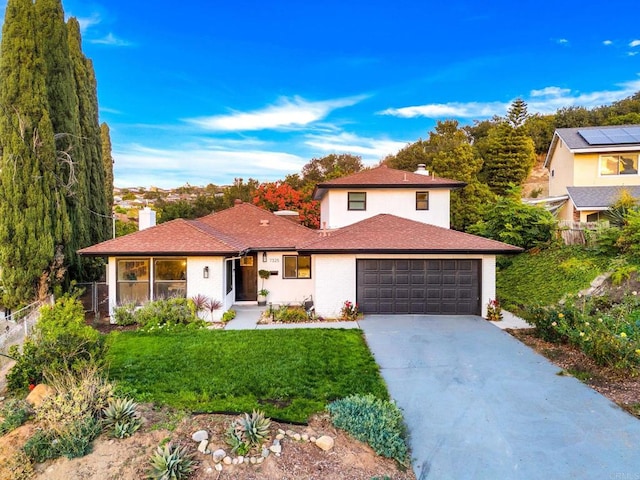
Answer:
top-left (348, 192), bottom-right (366, 210)
top-left (599, 154), bottom-right (638, 176)
top-left (283, 255), bottom-right (311, 279)
top-left (416, 191), bottom-right (429, 210)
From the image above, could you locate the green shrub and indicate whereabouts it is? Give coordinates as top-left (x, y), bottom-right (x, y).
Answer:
top-left (274, 305), bottom-right (308, 323)
top-left (0, 398), bottom-right (31, 435)
top-left (135, 298), bottom-right (203, 331)
top-left (55, 416), bottom-right (102, 459)
top-left (327, 394), bottom-right (409, 465)
top-left (221, 309), bottom-right (236, 322)
top-left (7, 295), bottom-right (107, 391)
top-left (148, 443), bottom-right (197, 480)
top-left (113, 303), bottom-right (137, 326)
top-left (23, 429), bottom-right (58, 463)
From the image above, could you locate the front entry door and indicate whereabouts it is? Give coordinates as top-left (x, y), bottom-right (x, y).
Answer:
top-left (235, 254), bottom-right (257, 301)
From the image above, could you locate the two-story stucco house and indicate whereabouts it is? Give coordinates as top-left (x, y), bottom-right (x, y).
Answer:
top-left (544, 125), bottom-right (640, 222)
top-left (79, 165), bottom-right (521, 319)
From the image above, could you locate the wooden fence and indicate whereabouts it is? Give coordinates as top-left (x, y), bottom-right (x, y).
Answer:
top-left (558, 220), bottom-right (608, 245)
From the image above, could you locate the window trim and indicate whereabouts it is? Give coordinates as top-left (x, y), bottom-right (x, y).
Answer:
top-left (416, 191), bottom-right (429, 210)
top-left (282, 255), bottom-right (312, 279)
top-left (347, 192), bottom-right (366, 211)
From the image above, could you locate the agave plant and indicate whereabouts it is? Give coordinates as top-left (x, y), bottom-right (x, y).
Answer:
top-left (102, 397), bottom-right (141, 438)
top-left (225, 410), bottom-right (271, 454)
top-left (148, 443), bottom-right (196, 480)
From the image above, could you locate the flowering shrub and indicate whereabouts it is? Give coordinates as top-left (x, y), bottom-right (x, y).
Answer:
top-left (486, 299), bottom-right (503, 321)
top-left (341, 301), bottom-right (359, 321)
top-left (525, 293), bottom-right (640, 373)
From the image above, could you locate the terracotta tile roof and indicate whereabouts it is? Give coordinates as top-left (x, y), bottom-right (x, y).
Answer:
top-left (313, 165), bottom-right (465, 200)
top-left (298, 214), bottom-right (523, 254)
top-left (79, 203), bottom-right (320, 256)
top-left (78, 218), bottom-right (240, 256)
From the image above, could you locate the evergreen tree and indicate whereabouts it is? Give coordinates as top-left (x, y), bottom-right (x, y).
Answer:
top-left (477, 100), bottom-right (536, 196)
top-left (35, 0), bottom-right (90, 280)
top-left (0, 0), bottom-right (70, 307)
top-left (101, 122), bottom-right (114, 211)
top-left (68, 17), bottom-right (110, 249)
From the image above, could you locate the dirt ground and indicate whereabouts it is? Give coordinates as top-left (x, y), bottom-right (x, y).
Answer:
top-left (0, 407), bottom-right (414, 480)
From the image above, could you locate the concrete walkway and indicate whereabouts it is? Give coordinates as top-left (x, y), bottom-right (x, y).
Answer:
top-left (360, 315), bottom-right (640, 480)
top-left (224, 304), bottom-right (359, 330)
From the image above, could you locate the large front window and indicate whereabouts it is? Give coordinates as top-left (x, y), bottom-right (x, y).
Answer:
top-left (116, 259), bottom-right (149, 305)
top-left (599, 155), bottom-right (638, 176)
top-left (154, 259), bottom-right (186, 299)
top-left (283, 255), bottom-right (311, 279)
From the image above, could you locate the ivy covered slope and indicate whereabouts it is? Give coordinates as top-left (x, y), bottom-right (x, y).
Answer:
top-left (497, 246), bottom-right (611, 314)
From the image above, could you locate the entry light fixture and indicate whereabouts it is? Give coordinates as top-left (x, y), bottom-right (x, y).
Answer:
top-left (262, 252), bottom-right (267, 262)
top-left (203, 266), bottom-right (209, 279)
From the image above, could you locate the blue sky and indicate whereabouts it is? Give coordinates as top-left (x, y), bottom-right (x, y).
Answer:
top-left (3, 1), bottom-right (640, 188)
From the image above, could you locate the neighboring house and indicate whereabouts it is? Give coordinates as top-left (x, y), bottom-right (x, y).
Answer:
top-left (544, 125), bottom-right (640, 222)
top-left (79, 165), bottom-right (521, 319)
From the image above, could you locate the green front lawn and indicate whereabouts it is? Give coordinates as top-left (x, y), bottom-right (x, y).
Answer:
top-left (106, 329), bottom-right (388, 423)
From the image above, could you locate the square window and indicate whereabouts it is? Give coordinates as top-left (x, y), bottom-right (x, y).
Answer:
top-left (416, 191), bottom-right (429, 210)
top-left (599, 155), bottom-right (638, 176)
top-left (348, 192), bottom-right (366, 210)
top-left (283, 255), bottom-right (312, 279)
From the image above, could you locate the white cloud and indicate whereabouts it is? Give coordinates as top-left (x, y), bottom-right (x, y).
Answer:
top-left (379, 102), bottom-right (507, 119)
top-left (603, 40), bottom-right (613, 46)
top-left (75, 13), bottom-right (101, 33)
top-left (113, 144), bottom-right (305, 188)
top-left (630, 40), bottom-right (640, 47)
top-left (185, 95), bottom-right (367, 132)
top-left (90, 32), bottom-right (132, 47)
top-left (305, 132), bottom-right (407, 164)
top-left (629, 52), bottom-right (639, 57)
top-left (379, 77), bottom-right (640, 120)
top-left (556, 38), bottom-right (569, 46)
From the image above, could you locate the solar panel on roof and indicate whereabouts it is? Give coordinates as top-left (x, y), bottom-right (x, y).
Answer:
top-left (579, 127), bottom-right (640, 145)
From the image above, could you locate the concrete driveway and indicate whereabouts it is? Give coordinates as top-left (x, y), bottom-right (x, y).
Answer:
top-left (360, 315), bottom-right (640, 480)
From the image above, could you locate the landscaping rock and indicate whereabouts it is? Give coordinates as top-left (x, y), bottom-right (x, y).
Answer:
top-left (197, 439), bottom-right (209, 454)
top-left (212, 449), bottom-right (226, 463)
top-left (250, 456), bottom-right (257, 464)
top-left (301, 433), bottom-right (309, 441)
top-left (237, 455), bottom-right (244, 464)
top-left (315, 435), bottom-right (335, 451)
top-left (276, 433), bottom-right (285, 440)
top-left (223, 456), bottom-right (232, 465)
top-left (270, 443), bottom-right (282, 454)
top-left (192, 430), bottom-right (209, 442)
top-left (26, 384), bottom-right (55, 407)
top-left (214, 463), bottom-right (223, 472)
top-left (257, 456), bottom-right (264, 464)
top-left (262, 447), bottom-right (270, 458)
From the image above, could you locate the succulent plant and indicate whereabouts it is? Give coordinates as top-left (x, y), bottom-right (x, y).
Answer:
top-left (225, 410), bottom-right (271, 454)
top-left (102, 397), bottom-right (141, 438)
top-left (148, 443), bottom-right (196, 480)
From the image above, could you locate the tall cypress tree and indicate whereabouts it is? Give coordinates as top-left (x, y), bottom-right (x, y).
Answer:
top-left (101, 122), bottom-right (114, 212)
top-left (35, 0), bottom-right (90, 280)
top-left (0, 0), bottom-right (70, 307)
top-left (67, 17), bottom-right (110, 248)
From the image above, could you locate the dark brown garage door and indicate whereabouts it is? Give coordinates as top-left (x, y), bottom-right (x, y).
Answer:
top-left (356, 259), bottom-right (481, 315)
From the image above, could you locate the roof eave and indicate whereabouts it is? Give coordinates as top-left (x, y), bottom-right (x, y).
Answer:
top-left (297, 248), bottom-right (522, 255)
top-left (78, 250), bottom-right (239, 257)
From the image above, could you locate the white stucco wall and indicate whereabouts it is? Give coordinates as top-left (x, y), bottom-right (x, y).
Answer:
top-left (313, 253), bottom-right (497, 319)
top-left (257, 251), bottom-right (314, 306)
top-left (320, 188), bottom-right (451, 229)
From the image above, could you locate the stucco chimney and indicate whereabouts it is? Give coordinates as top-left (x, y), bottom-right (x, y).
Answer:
top-left (138, 207), bottom-right (157, 231)
top-left (415, 164), bottom-right (430, 176)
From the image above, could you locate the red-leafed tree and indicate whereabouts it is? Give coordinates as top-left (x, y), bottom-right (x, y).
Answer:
top-left (252, 182), bottom-right (320, 229)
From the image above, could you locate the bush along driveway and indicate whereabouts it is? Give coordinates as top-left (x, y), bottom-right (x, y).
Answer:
top-left (360, 314), bottom-right (640, 480)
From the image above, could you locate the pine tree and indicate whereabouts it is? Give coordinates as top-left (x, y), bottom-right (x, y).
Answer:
top-left (101, 122), bottom-right (114, 211)
top-left (0, 0), bottom-right (70, 307)
top-left (68, 17), bottom-right (110, 248)
top-left (35, 0), bottom-right (90, 280)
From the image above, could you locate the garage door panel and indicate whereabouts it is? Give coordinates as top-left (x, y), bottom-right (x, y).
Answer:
top-left (357, 259), bottom-right (480, 315)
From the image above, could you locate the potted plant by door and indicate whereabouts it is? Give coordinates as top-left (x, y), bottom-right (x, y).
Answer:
top-left (258, 289), bottom-right (269, 306)
top-left (258, 269), bottom-right (271, 306)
